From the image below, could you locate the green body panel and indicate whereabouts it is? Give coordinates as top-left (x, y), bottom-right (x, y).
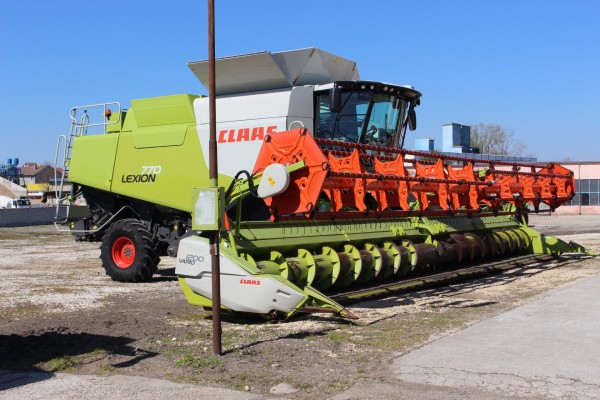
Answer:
top-left (132, 125), bottom-right (188, 148)
top-left (110, 125), bottom-right (208, 212)
top-left (121, 106), bottom-right (137, 131)
top-left (69, 94), bottom-right (231, 213)
top-left (105, 111), bottom-right (126, 133)
top-left (131, 94), bottom-right (198, 127)
top-left (68, 134), bottom-right (120, 191)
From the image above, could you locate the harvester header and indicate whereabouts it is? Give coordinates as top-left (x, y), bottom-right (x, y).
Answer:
top-left (251, 128), bottom-right (574, 220)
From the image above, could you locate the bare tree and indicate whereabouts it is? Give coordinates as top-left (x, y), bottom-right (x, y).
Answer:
top-left (470, 123), bottom-right (526, 156)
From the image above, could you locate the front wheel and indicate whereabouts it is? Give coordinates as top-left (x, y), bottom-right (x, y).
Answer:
top-left (100, 219), bottom-right (159, 282)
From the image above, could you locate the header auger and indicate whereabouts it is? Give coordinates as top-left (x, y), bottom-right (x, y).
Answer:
top-left (54, 48), bottom-right (589, 320)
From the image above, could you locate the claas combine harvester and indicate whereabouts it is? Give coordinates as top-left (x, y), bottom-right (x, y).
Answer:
top-left (55, 48), bottom-right (588, 319)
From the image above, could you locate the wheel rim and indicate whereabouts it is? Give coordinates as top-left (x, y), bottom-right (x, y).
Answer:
top-left (112, 236), bottom-right (136, 269)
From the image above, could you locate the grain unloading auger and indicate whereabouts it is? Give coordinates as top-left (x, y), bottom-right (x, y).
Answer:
top-left (175, 127), bottom-right (586, 320)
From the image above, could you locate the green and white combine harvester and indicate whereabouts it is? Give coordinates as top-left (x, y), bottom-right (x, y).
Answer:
top-left (55, 48), bottom-right (589, 319)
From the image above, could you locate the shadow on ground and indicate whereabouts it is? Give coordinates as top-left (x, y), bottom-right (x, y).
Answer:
top-left (0, 331), bottom-right (156, 390)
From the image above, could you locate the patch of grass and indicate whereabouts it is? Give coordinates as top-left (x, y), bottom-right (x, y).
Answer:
top-left (304, 334), bottom-right (320, 342)
top-left (294, 380), bottom-right (314, 390)
top-left (173, 375), bottom-right (195, 384)
top-left (43, 348), bottom-right (112, 373)
top-left (89, 348), bottom-right (110, 356)
top-left (163, 345), bottom-right (199, 357)
top-left (175, 354), bottom-right (225, 369)
top-left (327, 380), bottom-right (349, 390)
top-left (0, 231), bottom-right (65, 243)
top-left (0, 305), bottom-right (45, 320)
top-left (97, 365), bottom-right (117, 373)
top-left (179, 311), bottom-right (212, 322)
top-left (45, 356), bottom-right (78, 371)
top-left (0, 233), bottom-right (26, 240)
top-left (221, 336), bottom-right (237, 348)
top-left (183, 331), bottom-right (196, 340)
top-left (325, 330), bottom-right (352, 343)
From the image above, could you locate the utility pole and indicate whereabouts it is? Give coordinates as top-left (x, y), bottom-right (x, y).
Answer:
top-left (207, 0), bottom-right (222, 356)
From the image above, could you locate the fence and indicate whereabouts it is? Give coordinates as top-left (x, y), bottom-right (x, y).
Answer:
top-left (0, 206), bottom-right (67, 227)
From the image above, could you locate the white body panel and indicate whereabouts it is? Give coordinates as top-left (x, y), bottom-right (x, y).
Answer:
top-left (193, 86), bottom-right (314, 178)
top-left (175, 237), bottom-right (306, 314)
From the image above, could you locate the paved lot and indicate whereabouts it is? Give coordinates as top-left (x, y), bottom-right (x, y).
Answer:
top-left (392, 270), bottom-right (600, 399)
top-left (0, 372), bottom-right (277, 400)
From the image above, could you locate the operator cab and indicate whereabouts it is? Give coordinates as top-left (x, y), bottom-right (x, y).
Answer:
top-left (314, 81), bottom-right (420, 149)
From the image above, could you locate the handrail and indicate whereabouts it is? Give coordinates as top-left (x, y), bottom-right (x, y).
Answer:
top-left (69, 102), bottom-right (121, 129)
top-left (53, 134), bottom-right (68, 217)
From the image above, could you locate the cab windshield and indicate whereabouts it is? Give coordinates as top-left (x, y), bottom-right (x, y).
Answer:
top-left (315, 88), bottom-right (408, 148)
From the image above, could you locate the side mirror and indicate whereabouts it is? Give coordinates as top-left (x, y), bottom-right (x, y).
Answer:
top-left (408, 107), bottom-right (417, 131)
top-left (329, 87), bottom-right (342, 113)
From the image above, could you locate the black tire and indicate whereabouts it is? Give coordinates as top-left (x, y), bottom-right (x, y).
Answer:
top-left (100, 219), bottom-right (159, 282)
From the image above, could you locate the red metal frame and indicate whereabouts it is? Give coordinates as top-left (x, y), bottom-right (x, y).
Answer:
top-left (252, 130), bottom-right (575, 220)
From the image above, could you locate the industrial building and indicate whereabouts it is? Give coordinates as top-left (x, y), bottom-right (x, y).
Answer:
top-left (556, 162), bottom-right (600, 215)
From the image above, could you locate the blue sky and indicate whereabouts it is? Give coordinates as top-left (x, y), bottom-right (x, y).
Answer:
top-left (1, 0), bottom-right (598, 163)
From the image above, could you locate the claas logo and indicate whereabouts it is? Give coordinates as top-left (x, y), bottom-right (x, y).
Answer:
top-left (240, 278), bottom-right (261, 286)
top-left (218, 125), bottom-right (278, 143)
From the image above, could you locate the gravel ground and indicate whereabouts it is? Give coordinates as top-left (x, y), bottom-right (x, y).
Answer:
top-left (0, 215), bottom-right (599, 399)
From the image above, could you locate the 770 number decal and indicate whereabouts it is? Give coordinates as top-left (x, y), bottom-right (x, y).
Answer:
top-left (121, 165), bottom-right (162, 183)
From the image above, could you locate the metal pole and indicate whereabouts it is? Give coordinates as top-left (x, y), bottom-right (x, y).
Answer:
top-left (578, 162), bottom-right (582, 215)
top-left (208, 0), bottom-right (222, 356)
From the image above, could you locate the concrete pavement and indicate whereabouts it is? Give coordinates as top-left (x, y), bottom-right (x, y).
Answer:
top-left (0, 372), bottom-right (279, 400)
top-left (392, 272), bottom-right (600, 399)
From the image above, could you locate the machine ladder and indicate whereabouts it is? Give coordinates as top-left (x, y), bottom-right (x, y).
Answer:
top-left (54, 102), bottom-right (120, 221)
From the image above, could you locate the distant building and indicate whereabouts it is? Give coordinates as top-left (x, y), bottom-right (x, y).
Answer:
top-left (415, 123), bottom-right (537, 163)
top-left (414, 138), bottom-right (434, 152)
top-left (555, 162), bottom-right (600, 215)
top-left (19, 162), bottom-right (63, 186)
top-left (442, 123), bottom-right (478, 153)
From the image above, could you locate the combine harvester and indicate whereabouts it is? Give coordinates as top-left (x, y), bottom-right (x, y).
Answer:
top-left (55, 48), bottom-right (588, 319)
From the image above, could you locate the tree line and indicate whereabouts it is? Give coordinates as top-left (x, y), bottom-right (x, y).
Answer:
top-left (470, 122), bottom-right (526, 156)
